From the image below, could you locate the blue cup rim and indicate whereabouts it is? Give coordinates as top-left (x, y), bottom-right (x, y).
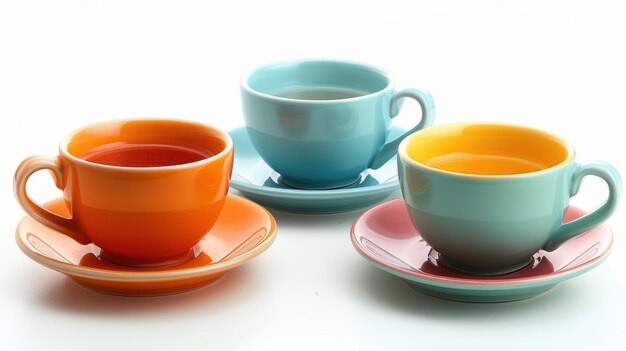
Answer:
top-left (240, 58), bottom-right (396, 104)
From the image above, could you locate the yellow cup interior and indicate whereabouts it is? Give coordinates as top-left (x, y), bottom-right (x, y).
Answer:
top-left (402, 123), bottom-right (574, 176)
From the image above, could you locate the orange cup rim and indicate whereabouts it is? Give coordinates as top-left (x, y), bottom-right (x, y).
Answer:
top-left (58, 117), bottom-right (233, 171)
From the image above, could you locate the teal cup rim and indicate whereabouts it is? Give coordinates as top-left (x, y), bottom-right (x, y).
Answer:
top-left (240, 58), bottom-right (396, 104)
top-left (398, 122), bottom-right (577, 180)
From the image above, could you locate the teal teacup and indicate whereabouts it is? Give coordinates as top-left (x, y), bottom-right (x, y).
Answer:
top-left (398, 123), bottom-right (621, 275)
top-left (241, 59), bottom-right (435, 189)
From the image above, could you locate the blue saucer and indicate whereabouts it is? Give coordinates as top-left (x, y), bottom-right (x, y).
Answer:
top-left (228, 127), bottom-right (403, 214)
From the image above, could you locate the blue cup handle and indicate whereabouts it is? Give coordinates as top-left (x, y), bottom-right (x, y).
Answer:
top-left (369, 88), bottom-right (435, 169)
top-left (543, 162), bottom-right (621, 251)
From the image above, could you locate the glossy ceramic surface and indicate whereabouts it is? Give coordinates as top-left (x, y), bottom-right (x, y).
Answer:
top-left (16, 195), bottom-right (276, 296)
top-left (351, 199), bottom-right (613, 302)
top-left (241, 59), bottom-right (434, 189)
top-left (398, 123), bottom-right (621, 275)
top-left (14, 119), bottom-right (234, 266)
top-left (229, 126), bottom-right (401, 213)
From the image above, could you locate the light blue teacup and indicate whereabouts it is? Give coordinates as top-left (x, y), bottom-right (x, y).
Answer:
top-left (398, 123), bottom-right (621, 275)
top-left (241, 59), bottom-right (435, 189)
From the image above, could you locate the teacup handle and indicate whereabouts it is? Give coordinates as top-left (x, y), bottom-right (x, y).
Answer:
top-left (369, 88), bottom-right (435, 169)
top-left (14, 155), bottom-right (88, 244)
top-left (543, 162), bottom-right (621, 251)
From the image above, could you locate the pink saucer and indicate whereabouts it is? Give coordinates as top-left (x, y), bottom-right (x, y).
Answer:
top-left (351, 199), bottom-right (613, 302)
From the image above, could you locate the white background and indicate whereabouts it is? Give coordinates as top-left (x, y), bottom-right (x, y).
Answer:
top-left (2, 0), bottom-right (626, 350)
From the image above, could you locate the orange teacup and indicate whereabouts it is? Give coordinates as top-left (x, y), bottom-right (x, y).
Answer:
top-left (14, 119), bottom-right (233, 267)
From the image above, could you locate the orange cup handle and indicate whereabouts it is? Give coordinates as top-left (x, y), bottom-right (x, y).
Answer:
top-left (14, 155), bottom-right (89, 244)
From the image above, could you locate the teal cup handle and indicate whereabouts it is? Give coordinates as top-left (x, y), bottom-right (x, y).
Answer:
top-left (369, 88), bottom-right (435, 169)
top-left (544, 161), bottom-right (621, 251)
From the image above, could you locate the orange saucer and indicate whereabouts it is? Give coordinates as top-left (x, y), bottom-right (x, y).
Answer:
top-left (16, 195), bottom-right (277, 296)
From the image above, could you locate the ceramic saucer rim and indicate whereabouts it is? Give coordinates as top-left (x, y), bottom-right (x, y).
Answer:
top-left (228, 126), bottom-right (401, 199)
top-left (357, 246), bottom-right (611, 291)
top-left (15, 195), bottom-right (277, 282)
top-left (351, 198), bottom-right (614, 287)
